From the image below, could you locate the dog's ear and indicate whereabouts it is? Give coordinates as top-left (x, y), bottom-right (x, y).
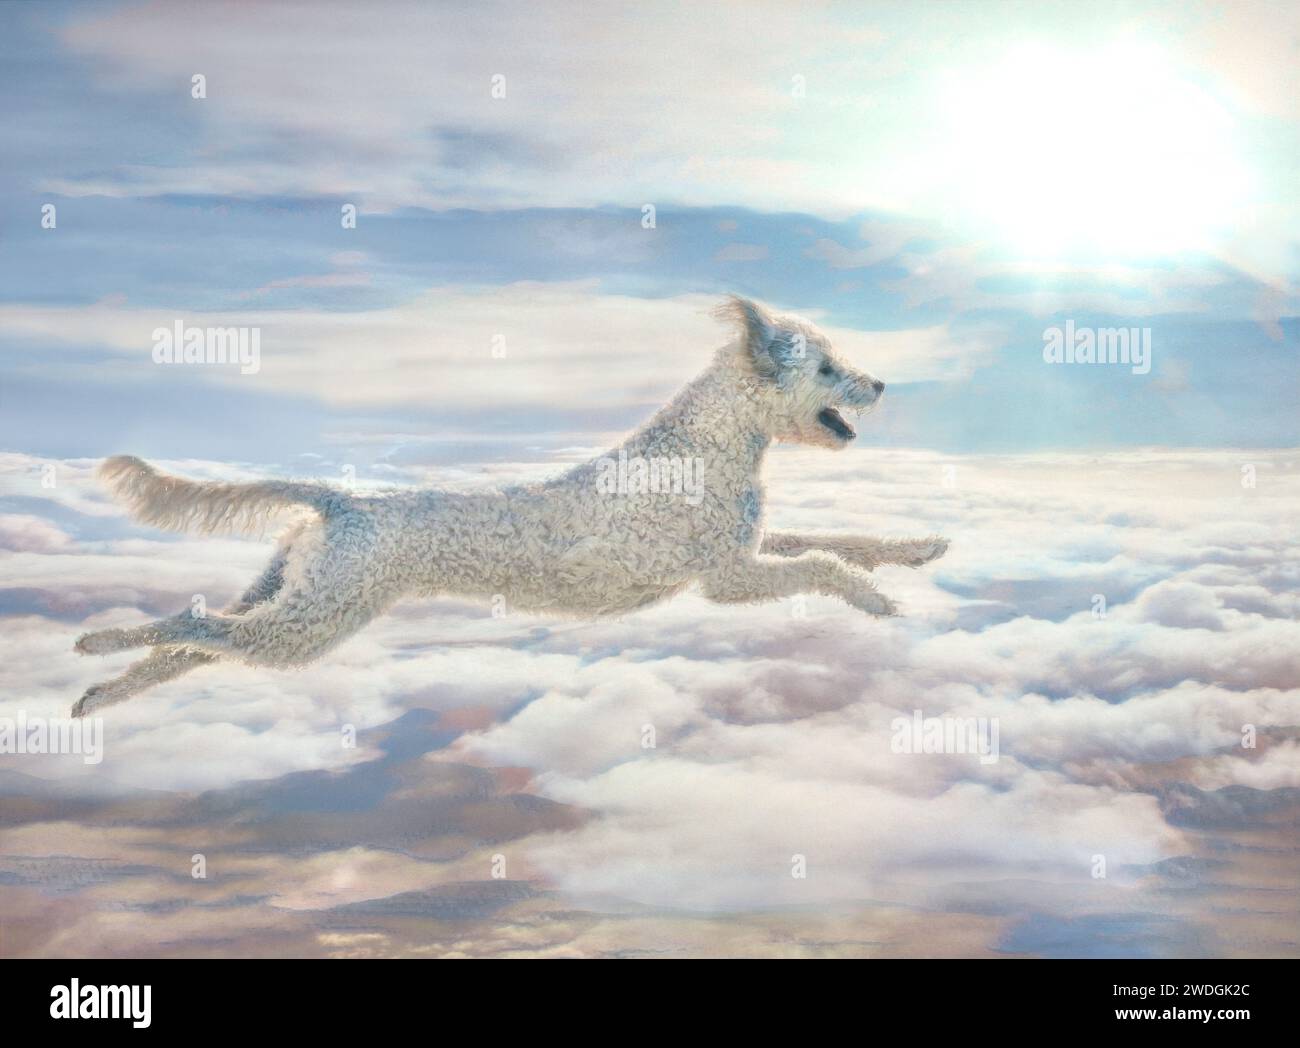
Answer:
top-left (714, 295), bottom-right (789, 378)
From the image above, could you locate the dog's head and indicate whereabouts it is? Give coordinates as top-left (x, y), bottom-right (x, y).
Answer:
top-left (718, 296), bottom-right (884, 450)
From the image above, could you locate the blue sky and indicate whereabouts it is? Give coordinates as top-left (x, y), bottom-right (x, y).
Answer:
top-left (0, 0), bottom-right (1296, 466)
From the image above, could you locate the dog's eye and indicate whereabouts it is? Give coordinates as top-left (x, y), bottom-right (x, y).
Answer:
top-left (818, 362), bottom-right (834, 377)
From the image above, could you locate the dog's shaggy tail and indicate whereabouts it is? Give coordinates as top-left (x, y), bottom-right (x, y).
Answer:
top-left (99, 455), bottom-right (343, 535)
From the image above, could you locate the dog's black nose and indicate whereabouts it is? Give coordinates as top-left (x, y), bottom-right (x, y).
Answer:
top-left (872, 379), bottom-right (885, 394)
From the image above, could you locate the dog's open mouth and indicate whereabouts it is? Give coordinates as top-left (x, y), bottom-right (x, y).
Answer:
top-left (817, 406), bottom-right (856, 440)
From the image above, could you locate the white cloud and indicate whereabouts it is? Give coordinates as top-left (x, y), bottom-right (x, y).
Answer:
top-left (1, 445), bottom-right (1297, 933)
top-left (45, 1), bottom-right (1297, 282)
top-left (0, 284), bottom-right (993, 410)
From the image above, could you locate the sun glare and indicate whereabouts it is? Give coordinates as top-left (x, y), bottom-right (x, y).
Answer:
top-left (919, 40), bottom-right (1253, 261)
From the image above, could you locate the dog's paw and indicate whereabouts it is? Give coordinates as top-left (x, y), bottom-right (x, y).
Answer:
top-left (75, 628), bottom-right (129, 655)
top-left (71, 685), bottom-right (109, 718)
top-left (851, 590), bottom-right (900, 617)
top-left (900, 536), bottom-right (948, 568)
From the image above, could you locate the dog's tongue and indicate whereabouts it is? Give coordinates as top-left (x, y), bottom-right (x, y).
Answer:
top-left (817, 407), bottom-right (856, 439)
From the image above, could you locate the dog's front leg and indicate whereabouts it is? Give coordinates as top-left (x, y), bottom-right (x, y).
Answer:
top-left (761, 532), bottom-right (948, 571)
top-left (701, 552), bottom-right (897, 616)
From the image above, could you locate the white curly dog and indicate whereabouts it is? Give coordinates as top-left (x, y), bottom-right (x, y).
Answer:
top-left (73, 297), bottom-right (947, 715)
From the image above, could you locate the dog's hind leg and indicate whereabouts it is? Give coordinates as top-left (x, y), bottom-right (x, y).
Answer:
top-left (761, 532), bottom-right (948, 571)
top-left (72, 548), bottom-right (290, 715)
top-left (72, 646), bottom-right (218, 717)
top-left (78, 557), bottom-right (395, 668)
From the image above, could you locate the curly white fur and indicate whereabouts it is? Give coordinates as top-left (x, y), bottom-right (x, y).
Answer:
top-left (73, 297), bottom-right (947, 715)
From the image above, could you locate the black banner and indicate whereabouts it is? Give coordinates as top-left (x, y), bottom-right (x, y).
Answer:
top-left (1, 958), bottom-right (1292, 1035)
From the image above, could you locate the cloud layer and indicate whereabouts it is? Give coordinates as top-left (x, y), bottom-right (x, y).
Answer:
top-left (2, 446), bottom-right (1297, 956)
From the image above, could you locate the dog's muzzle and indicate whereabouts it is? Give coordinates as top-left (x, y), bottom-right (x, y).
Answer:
top-left (818, 379), bottom-right (884, 441)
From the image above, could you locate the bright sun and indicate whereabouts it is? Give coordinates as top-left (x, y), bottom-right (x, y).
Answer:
top-left (916, 40), bottom-right (1252, 260)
